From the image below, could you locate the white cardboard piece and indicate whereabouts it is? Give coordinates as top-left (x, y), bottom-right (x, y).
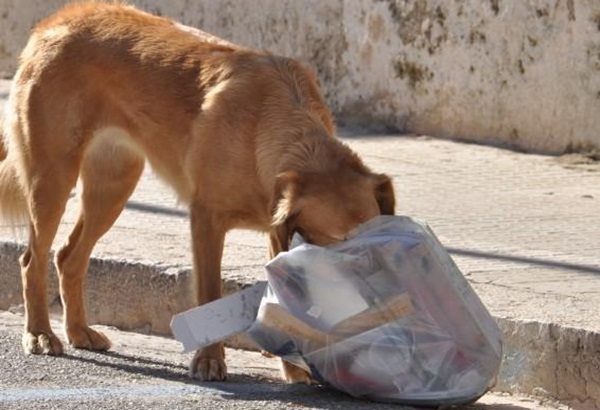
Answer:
top-left (170, 281), bottom-right (267, 352)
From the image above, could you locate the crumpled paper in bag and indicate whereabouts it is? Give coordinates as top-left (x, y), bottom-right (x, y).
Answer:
top-left (247, 216), bottom-right (502, 406)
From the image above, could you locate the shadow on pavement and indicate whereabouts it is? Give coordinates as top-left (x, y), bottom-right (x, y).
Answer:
top-left (448, 247), bottom-right (600, 275)
top-left (59, 350), bottom-right (542, 410)
top-left (63, 350), bottom-right (190, 382)
top-left (125, 200), bottom-right (188, 218)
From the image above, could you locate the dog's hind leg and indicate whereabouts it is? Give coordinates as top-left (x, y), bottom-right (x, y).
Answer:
top-left (55, 140), bottom-right (144, 350)
top-left (21, 160), bottom-right (79, 356)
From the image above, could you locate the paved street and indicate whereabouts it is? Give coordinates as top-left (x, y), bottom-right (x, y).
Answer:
top-left (0, 311), bottom-right (569, 410)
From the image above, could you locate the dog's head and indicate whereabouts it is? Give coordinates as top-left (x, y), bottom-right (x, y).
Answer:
top-left (270, 170), bottom-right (395, 252)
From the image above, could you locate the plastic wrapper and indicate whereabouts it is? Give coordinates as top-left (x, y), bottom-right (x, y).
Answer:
top-left (247, 216), bottom-right (502, 406)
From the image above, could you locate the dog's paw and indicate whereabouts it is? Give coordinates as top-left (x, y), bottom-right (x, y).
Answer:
top-left (22, 331), bottom-right (64, 356)
top-left (67, 326), bottom-right (111, 351)
top-left (281, 359), bottom-right (317, 384)
top-left (189, 346), bottom-right (227, 381)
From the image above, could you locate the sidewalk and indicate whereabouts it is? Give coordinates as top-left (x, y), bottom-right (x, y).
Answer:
top-left (1, 78), bottom-right (599, 409)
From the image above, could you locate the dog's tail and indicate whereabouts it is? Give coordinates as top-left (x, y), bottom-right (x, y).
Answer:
top-left (0, 96), bottom-right (29, 228)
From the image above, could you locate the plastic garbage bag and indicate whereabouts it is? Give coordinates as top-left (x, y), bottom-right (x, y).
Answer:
top-left (247, 216), bottom-right (502, 406)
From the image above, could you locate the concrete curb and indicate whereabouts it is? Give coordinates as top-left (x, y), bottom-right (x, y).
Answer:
top-left (1, 241), bottom-right (598, 410)
top-left (496, 319), bottom-right (600, 410)
top-left (0, 241), bottom-right (259, 351)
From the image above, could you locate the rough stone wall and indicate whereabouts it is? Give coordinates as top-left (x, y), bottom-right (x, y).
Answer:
top-left (0, 0), bottom-right (65, 72)
top-left (337, 0), bottom-right (600, 153)
top-left (1, 0), bottom-right (598, 153)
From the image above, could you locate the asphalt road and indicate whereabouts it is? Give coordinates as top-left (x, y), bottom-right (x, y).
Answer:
top-left (0, 311), bottom-right (415, 410)
top-left (0, 311), bottom-right (567, 410)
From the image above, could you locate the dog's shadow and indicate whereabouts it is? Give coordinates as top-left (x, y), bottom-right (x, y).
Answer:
top-left (63, 350), bottom-right (191, 382)
top-left (62, 351), bottom-right (531, 410)
top-left (61, 350), bottom-right (339, 406)
top-left (60, 350), bottom-right (537, 410)
top-left (61, 350), bottom-right (395, 408)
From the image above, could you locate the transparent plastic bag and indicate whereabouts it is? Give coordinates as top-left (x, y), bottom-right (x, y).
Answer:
top-left (247, 216), bottom-right (502, 406)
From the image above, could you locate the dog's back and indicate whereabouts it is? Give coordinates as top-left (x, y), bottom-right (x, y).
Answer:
top-left (3, 1), bottom-right (336, 209)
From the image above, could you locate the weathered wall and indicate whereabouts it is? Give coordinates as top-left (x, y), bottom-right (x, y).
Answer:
top-left (340, 0), bottom-right (600, 153)
top-left (1, 0), bottom-right (599, 153)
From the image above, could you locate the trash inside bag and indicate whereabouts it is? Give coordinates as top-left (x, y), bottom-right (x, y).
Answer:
top-left (247, 216), bottom-right (502, 406)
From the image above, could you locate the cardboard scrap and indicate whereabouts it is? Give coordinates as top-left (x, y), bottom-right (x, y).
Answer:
top-left (170, 281), bottom-right (267, 352)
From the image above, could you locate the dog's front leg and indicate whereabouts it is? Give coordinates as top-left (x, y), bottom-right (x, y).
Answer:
top-left (188, 204), bottom-right (228, 381)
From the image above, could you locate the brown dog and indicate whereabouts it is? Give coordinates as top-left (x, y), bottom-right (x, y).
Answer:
top-left (0, 2), bottom-right (395, 383)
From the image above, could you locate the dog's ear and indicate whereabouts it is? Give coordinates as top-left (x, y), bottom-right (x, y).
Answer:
top-left (372, 173), bottom-right (395, 215)
top-left (270, 171), bottom-right (303, 254)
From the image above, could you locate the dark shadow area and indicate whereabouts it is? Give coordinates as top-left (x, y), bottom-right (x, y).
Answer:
top-left (59, 350), bottom-right (365, 409)
top-left (61, 350), bottom-right (538, 410)
top-left (124, 200), bottom-right (188, 218)
top-left (335, 124), bottom-right (540, 156)
top-left (336, 123), bottom-right (405, 140)
top-left (62, 350), bottom-right (191, 383)
top-left (448, 247), bottom-right (600, 275)
top-left (62, 349), bottom-right (281, 388)
top-left (113, 198), bottom-right (600, 278)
